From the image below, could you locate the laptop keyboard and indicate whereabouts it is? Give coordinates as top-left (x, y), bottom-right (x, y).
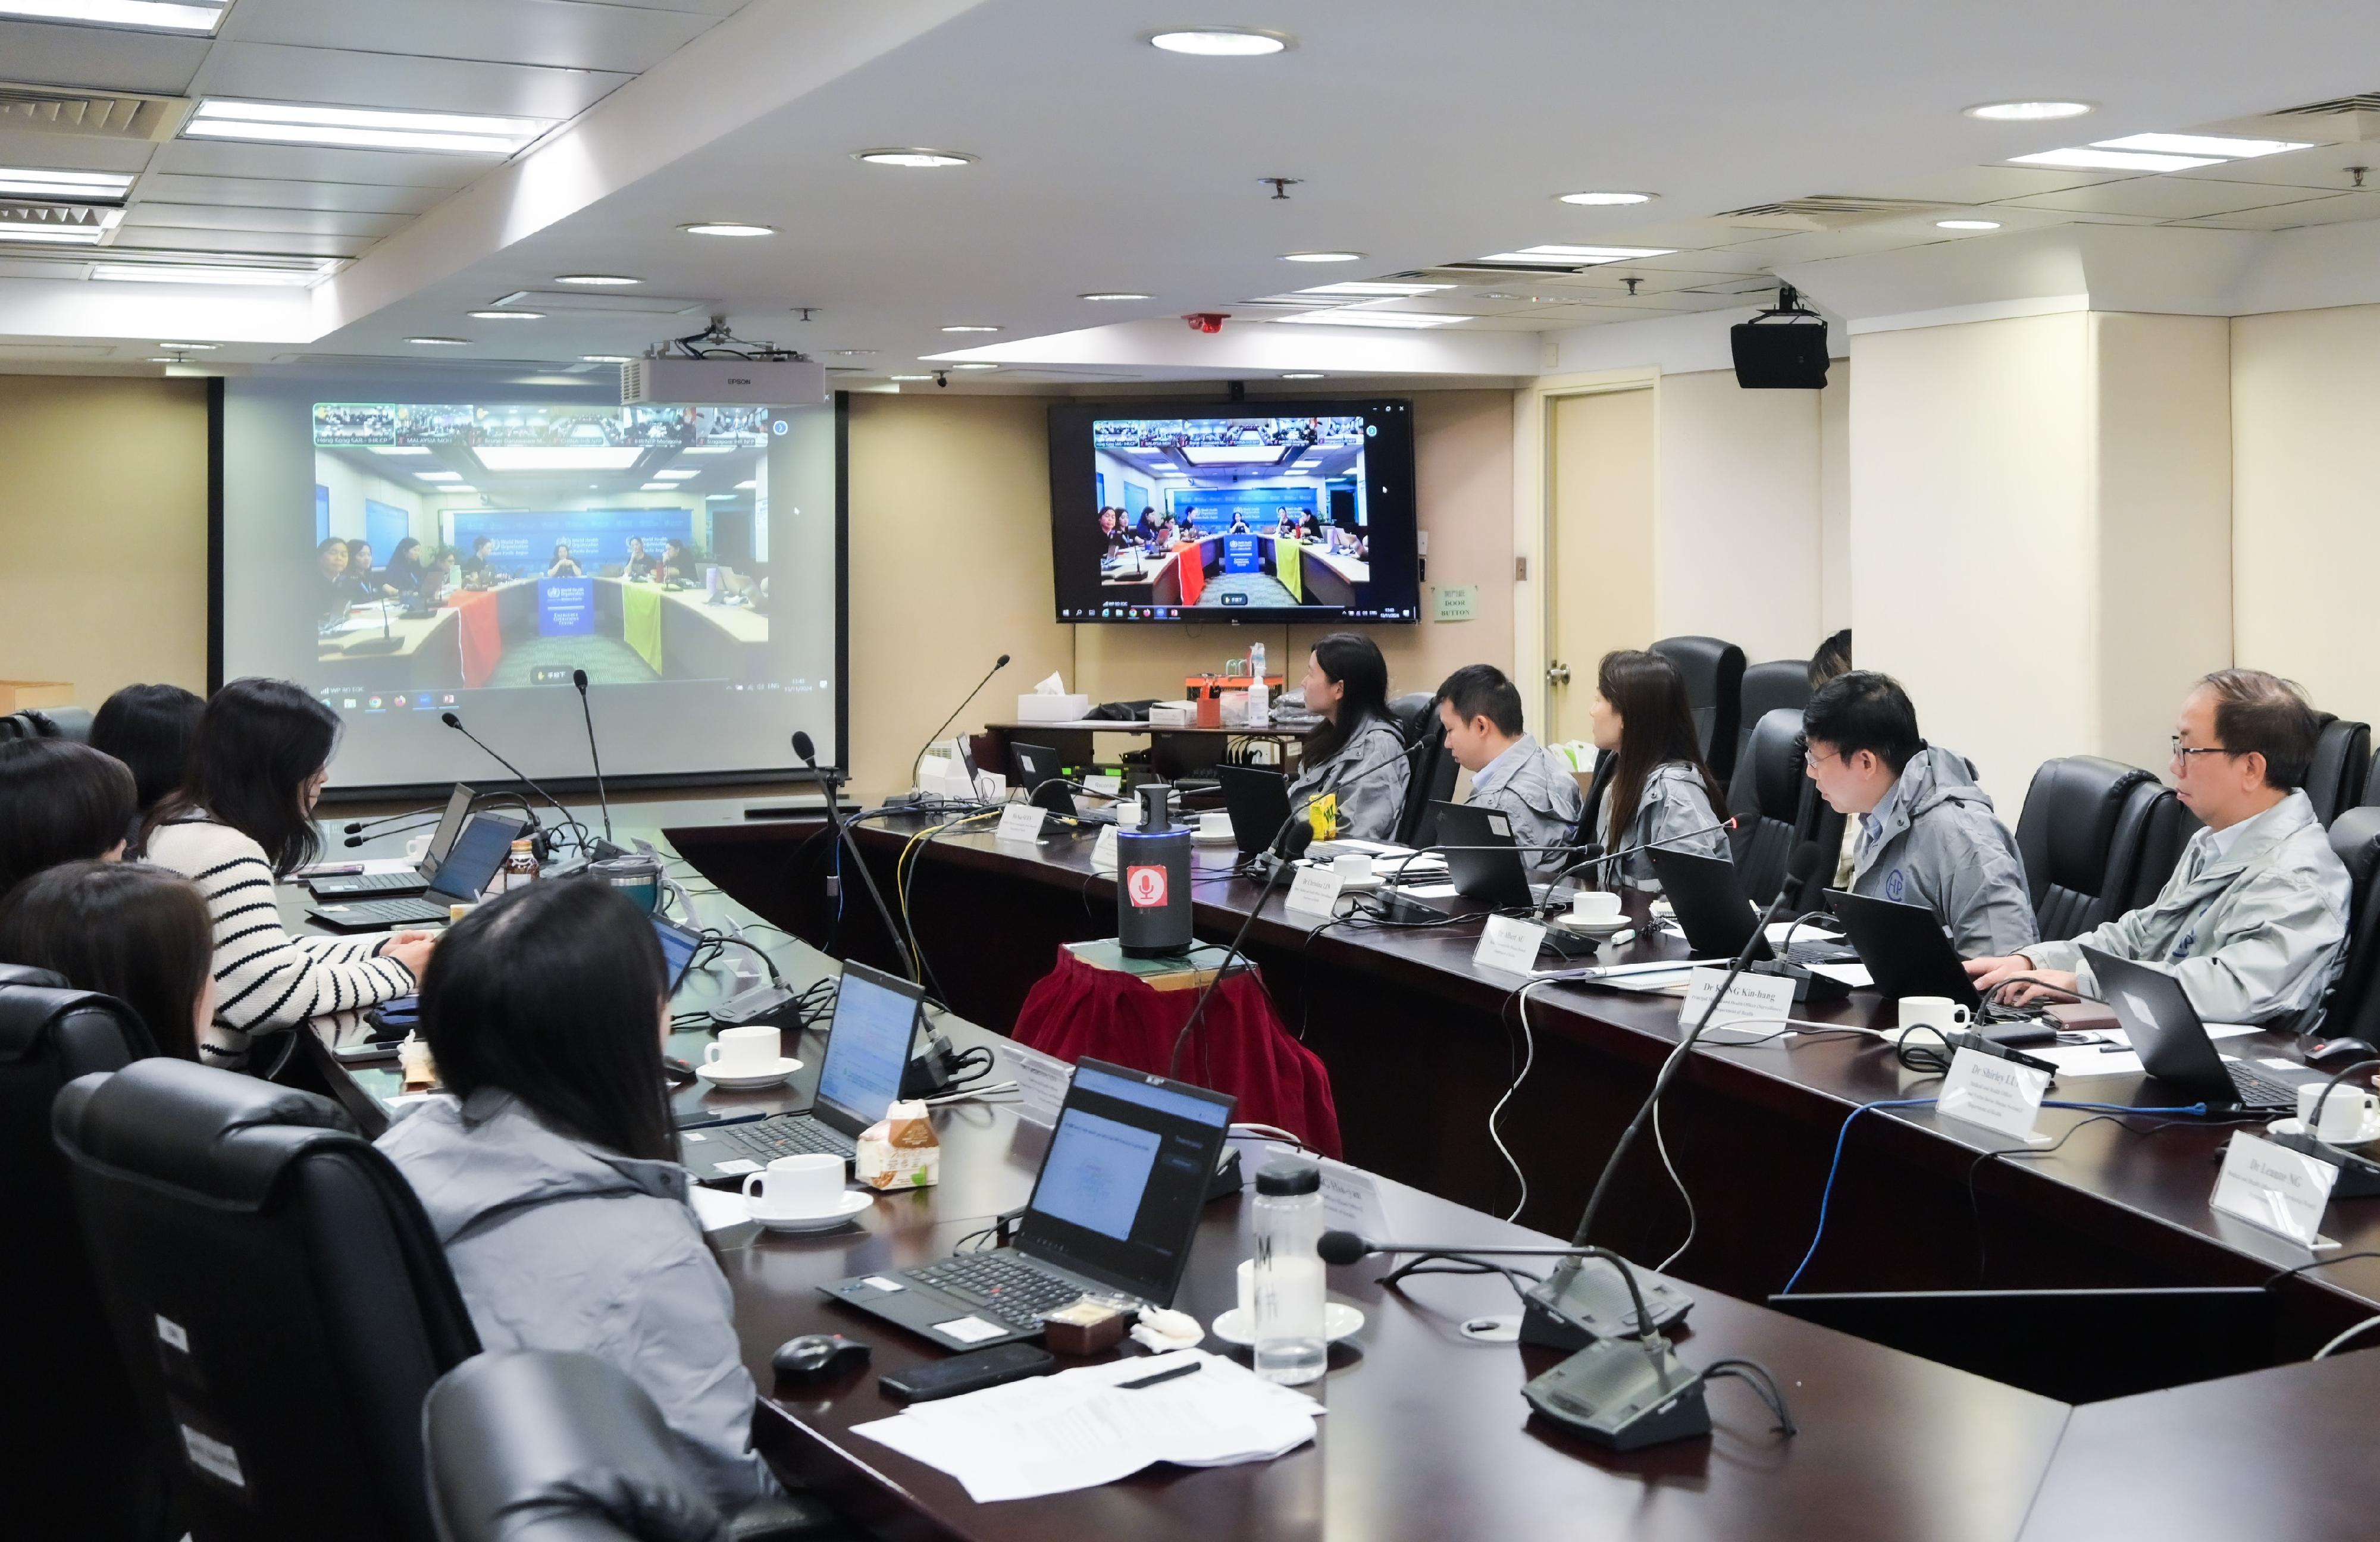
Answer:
top-left (314, 872), bottom-right (421, 894)
top-left (1786, 939), bottom-right (1861, 966)
top-left (707, 1117), bottom-right (854, 1163)
top-left (2226, 1061), bottom-right (2299, 1110)
top-left (317, 895), bottom-right (450, 926)
top-left (906, 1255), bottom-right (1096, 1330)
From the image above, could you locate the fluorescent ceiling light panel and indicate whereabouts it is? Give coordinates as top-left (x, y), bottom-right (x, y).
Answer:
top-left (580, 355), bottom-right (632, 363)
top-left (2008, 147), bottom-right (2224, 171)
top-left (950, 362), bottom-right (999, 370)
top-left (853, 148), bottom-right (976, 168)
top-left (1281, 250), bottom-right (1363, 262)
top-left (553, 274), bottom-right (641, 286)
top-left (408, 336), bottom-right (469, 345)
top-left (467, 309), bottom-right (543, 321)
top-left (1182, 445), bottom-right (1292, 465)
top-left (1480, 243), bottom-right (1675, 264)
top-left (941, 324), bottom-right (1001, 333)
top-left (0, 0), bottom-right (226, 32)
top-left (0, 225), bottom-right (108, 245)
top-left (654, 468), bottom-right (700, 479)
top-left (888, 374), bottom-right (932, 380)
top-left (1080, 292), bottom-right (1151, 300)
top-left (706, 493), bottom-right (735, 500)
top-left (1280, 372), bottom-right (1326, 379)
top-left (1298, 281), bottom-right (1455, 297)
top-left (681, 446), bottom-right (734, 454)
top-left (2092, 132), bottom-right (2313, 159)
top-left (92, 262), bottom-right (322, 284)
top-left (1966, 100), bottom-right (2093, 121)
top-left (1147, 27), bottom-right (1291, 55)
top-left (680, 221), bottom-right (772, 237)
top-left (0, 167), bottom-right (136, 199)
top-left (186, 99), bottom-right (548, 155)
top-left (369, 446), bottom-right (431, 456)
top-left (434, 485), bottom-right (477, 493)
top-left (735, 479), bottom-right (758, 489)
top-left (472, 446), bottom-right (644, 471)
top-left (639, 482), bottom-right (675, 491)
top-left (1558, 190), bottom-right (1654, 205)
top-left (414, 471), bottom-right (462, 481)
top-left (1936, 219), bottom-right (2002, 230)
top-left (1272, 309), bottom-right (1468, 328)
top-left (156, 341), bottom-right (220, 350)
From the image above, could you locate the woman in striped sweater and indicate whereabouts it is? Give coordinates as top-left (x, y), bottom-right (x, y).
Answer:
top-left (145, 678), bottom-right (435, 1069)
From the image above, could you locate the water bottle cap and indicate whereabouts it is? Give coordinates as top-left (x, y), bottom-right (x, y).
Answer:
top-left (1255, 1157), bottom-right (1321, 1196)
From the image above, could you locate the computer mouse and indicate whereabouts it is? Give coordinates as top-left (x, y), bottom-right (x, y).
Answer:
top-left (2304, 1036), bottom-right (2380, 1067)
top-left (772, 1333), bottom-right (870, 1385)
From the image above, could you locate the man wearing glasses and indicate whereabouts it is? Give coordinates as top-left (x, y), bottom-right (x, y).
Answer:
top-left (1802, 671), bottom-right (2037, 954)
top-left (1969, 669), bottom-right (2350, 1023)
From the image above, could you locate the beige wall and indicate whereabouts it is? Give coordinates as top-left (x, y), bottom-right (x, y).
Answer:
top-left (0, 375), bottom-right (210, 703)
top-left (2232, 303), bottom-right (2380, 723)
top-left (1820, 358), bottom-right (1852, 632)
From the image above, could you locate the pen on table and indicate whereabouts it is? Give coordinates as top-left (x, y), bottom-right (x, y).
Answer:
top-left (1117, 1359), bottom-right (1202, 1391)
top-left (677, 1109), bottom-right (770, 1132)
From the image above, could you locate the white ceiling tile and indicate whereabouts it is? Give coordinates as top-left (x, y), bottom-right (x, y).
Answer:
top-left (149, 138), bottom-right (483, 187)
top-left (125, 202), bottom-right (412, 237)
top-left (0, 20), bottom-right (208, 94)
top-left (189, 42), bottom-right (633, 120)
top-left (221, 0), bottom-right (717, 74)
top-left (0, 131), bottom-right (156, 175)
top-left (2166, 140), bottom-right (2380, 192)
top-left (136, 173), bottom-right (450, 213)
top-left (1862, 165), bottom-right (2136, 203)
top-left (2162, 192), bottom-right (2380, 230)
top-left (113, 224), bottom-right (369, 258)
top-left (2002, 178), bottom-right (2341, 220)
top-left (1530, 266), bottom-right (1770, 296)
top-left (1711, 225), bottom-right (1941, 265)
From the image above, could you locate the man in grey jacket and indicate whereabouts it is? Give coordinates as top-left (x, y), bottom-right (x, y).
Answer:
top-left (1436, 664), bottom-right (1584, 871)
top-left (1971, 669), bottom-right (2350, 1024)
top-left (1803, 670), bottom-right (2037, 955)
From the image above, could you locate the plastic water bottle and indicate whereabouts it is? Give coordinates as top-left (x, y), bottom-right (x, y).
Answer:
top-left (1251, 1158), bottom-right (1327, 1385)
top-left (1249, 640), bottom-right (1267, 684)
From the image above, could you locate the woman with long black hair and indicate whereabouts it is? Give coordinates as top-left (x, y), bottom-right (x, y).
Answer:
top-left (1286, 631), bottom-right (1409, 844)
top-left (0, 861), bottom-right (214, 1061)
top-left (1588, 649), bottom-right (1731, 889)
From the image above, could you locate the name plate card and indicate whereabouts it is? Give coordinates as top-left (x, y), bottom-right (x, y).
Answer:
top-left (994, 804), bottom-right (1050, 844)
top-left (1285, 864), bottom-right (1344, 920)
top-left (1937, 1047), bottom-right (2052, 1145)
top-left (1009, 1045), bottom-right (1075, 1128)
top-left (1471, 914), bottom-right (1549, 976)
top-left (1091, 825), bottom-right (1119, 874)
top-left (2212, 1131), bottom-right (2342, 1250)
top-left (1678, 967), bottom-right (1798, 1033)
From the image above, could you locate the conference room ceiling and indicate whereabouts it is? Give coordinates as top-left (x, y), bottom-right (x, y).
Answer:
top-left (8, 0), bottom-right (2380, 381)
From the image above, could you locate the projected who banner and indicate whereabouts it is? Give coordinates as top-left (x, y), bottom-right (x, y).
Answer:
top-left (446, 507), bottom-right (694, 572)
top-left (538, 578), bottom-right (595, 637)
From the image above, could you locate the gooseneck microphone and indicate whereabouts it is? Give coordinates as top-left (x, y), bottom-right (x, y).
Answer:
top-left (571, 669), bottom-right (622, 860)
top-left (342, 805), bottom-right (441, 836)
top-left (343, 816), bottom-right (440, 849)
top-left (1539, 816), bottom-right (1741, 897)
top-left (794, 729), bottom-right (921, 986)
top-left (911, 653), bottom-right (1011, 792)
top-left (440, 710), bottom-right (581, 858)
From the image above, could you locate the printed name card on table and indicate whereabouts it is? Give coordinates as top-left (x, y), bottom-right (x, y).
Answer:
top-left (1471, 914), bottom-right (1549, 976)
top-left (1285, 863), bottom-right (1344, 919)
top-left (1091, 825), bottom-right (1119, 874)
top-left (1677, 967), bottom-right (1797, 1033)
top-left (1083, 773), bottom-right (1124, 798)
top-left (2212, 1131), bottom-right (2343, 1250)
top-left (995, 804), bottom-right (1050, 844)
top-left (1316, 1156), bottom-right (1394, 1240)
top-left (1937, 1046), bottom-right (2052, 1145)
top-left (1009, 1043), bottom-right (1075, 1127)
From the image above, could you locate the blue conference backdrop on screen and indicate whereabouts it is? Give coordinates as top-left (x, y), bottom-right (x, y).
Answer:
top-left (446, 507), bottom-right (694, 571)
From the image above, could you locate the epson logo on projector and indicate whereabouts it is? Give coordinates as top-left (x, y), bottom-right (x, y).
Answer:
top-left (621, 356), bottom-right (826, 405)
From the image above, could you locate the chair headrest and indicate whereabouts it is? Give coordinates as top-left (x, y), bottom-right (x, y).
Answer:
top-left (1388, 692), bottom-right (1439, 740)
top-left (2019, 756), bottom-right (2156, 890)
top-left (1739, 659), bottom-right (1811, 722)
top-left (2331, 806), bottom-right (2380, 891)
top-left (1731, 708), bottom-right (1808, 821)
top-left (1649, 636), bottom-right (1746, 703)
top-left (0, 977), bottom-right (145, 1065)
top-left (53, 1057), bottom-right (356, 1207)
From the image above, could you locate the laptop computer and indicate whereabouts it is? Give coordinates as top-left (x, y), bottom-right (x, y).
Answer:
top-left (306, 811), bottom-right (524, 930)
top-left (2084, 946), bottom-right (2300, 1112)
top-left (1647, 847), bottom-right (1852, 967)
top-left (1217, 763), bottom-right (1292, 857)
top-left (1431, 800), bottom-right (1546, 910)
top-left (1825, 889), bottom-right (1978, 1005)
top-left (821, 1058), bottom-right (1234, 1349)
top-left (678, 960), bottom-right (928, 1181)
top-left (652, 911), bottom-right (706, 996)
top-left (309, 783), bottom-right (477, 897)
top-left (1007, 740), bottom-right (1087, 820)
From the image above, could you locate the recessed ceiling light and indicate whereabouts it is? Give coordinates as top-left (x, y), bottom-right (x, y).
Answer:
top-left (1273, 310), bottom-right (1469, 329)
top-left (1080, 292), bottom-right (1152, 301)
top-left (92, 262), bottom-right (324, 285)
top-left (407, 336), bottom-right (469, 346)
top-left (735, 479), bottom-right (758, 489)
top-left (941, 324), bottom-right (1002, 333)
top-left (0, 167), bottom-right (136, 199)
top-left (1298, 281), bottom-right (1455, 297)
top-left (640, 482), bottom-right (675, 491)
top-left (1965, 101), bottom-right (2094, 121)
top-left (1281, 251), bottom-right (1364, 263)
top-left (1147, 27), bottom-right (1292, 56)
top-left (829, 349), bottom-right (877, 356)
top-left (552, 274), bottom-right (641, 286)
top-left (156, 340), bottom-right (220, 349)
top-left (1557, 191), bottom-right (1654, 206)
top-left (2008, 147), bottom-right (2224, 172)
top-left (889, 374), bottom-right (933, 381)
top-left (853, 148), bottom-right (976, 168)
top-left (467, 309), bottom-right (544, 321)
top-left (369, 446), bottom-right (431, 456)
top-left (1935, 219), bottom-right (2002, 230)
top-left (580, 354), bottom-right (633, 363)
top-left (654, 468), bottom-right (700, 479)
top-left (1480, 243), bottom-right (1676, 264)
top-left (679, 221), bottom-right (774, 237)
top-left (0, 0), bottom-right (227, 33)
top-left (434, 484), bottom-right (477, 493)
top-left (415, 471), bottom-right (463, 482)
top-left (950, 362), bottom-right (1000, 371)
top-left (1280, 372), bottom-right (1326, 380)
top-left (0, 222), bottom-right (114, 245)
top-left (706, 493), bottom-right (738, 500)
top-left (144, 355), bottom-right (180, 363)
top-left (2093, 132), bottom-right (2312, 159)
top-left (185, 98), bottom-right (548, 155)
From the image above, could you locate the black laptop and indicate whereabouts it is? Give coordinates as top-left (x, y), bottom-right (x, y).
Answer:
top-left (1648, 847), bottom-right (1852, 966)
top-left (821, 1058), bottom-right (1234, 1349)
top-left (2084, 946), bottom-right (2300, 1112)
top-left (677, 960), bottom-right (928, 1180)
top-left (308, 783), bottom-right (477, 897)
top-left (1010, 740), bottom-right (1111, 822)
top-left (1431, 800), bottom-right (1546, 910)
top-left (1825, 889), bottom-right (1978, 1005)
top-left (306, 811), bottom-right (524, 930)
top-left (1217, 763), bottom-right (1292, 856)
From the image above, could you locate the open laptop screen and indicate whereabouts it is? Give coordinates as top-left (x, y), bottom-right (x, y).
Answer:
top-left (427, 813), bottom-right (524, 901)
top-left (416, 783), bottom-right (477, 879)
top-left (651, 914), bottom-right (703, 996)
top-left (814, 962), bottom-right (924, 1128)
top-left (1018, 1060), bottom-right (1234, 1303)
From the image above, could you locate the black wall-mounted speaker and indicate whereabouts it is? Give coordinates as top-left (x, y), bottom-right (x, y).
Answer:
top-left (1730, 319), bottom-right (1831, 389)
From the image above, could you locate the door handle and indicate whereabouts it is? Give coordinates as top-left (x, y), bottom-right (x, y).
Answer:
top-left (1546, 661), bottom-right (1571, 686)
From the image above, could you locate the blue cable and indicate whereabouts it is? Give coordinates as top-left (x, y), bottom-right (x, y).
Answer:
top-left (1778, 1096), bottom-right (2214, 1294)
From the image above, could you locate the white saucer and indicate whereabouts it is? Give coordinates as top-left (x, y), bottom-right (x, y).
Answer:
top-left (2271, 1115), bottom-right (2380, 1145)
top-left (748, 1189), bottom-right (872, 1233)
top-left (1191, 830), bottom-right (1240, 846)
top-left (694, 1056), bottom-right (802, 1090)
top-left (1549, 914), bottom-right (1630, 938)
top-left (1207, 1302), bottom-right (1365, 1347)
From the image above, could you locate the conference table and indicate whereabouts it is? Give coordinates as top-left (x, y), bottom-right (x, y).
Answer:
top-left (287, 833), bottom-right (2380, 1540)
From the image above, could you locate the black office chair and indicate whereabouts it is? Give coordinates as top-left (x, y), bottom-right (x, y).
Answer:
top-left (1388, 692), bottom-right (1457, 847)
top-left (1733, 660), bottom-right (1811, 773)
top-left (2302, 807), bottom-right (2380, 1043)
top-left (0, 967), bottom-right (170, 1542)
top-left (55, 1058), bottom-right (481, 1542)
top-left (0, 704), bottom-right (92, 742)
top-left (2013, 757), bottom-right (2160, 942)
top-left (1727, 709), bottom-right (1808, 905)
top-left (2363, 751), bottom-right (2380, 811)
top-left (2125, 785), bottom-right (2201, 917)
top-left (1649, 636), bottom-right (1746, 783)
top-left (2304, 716), bottom-right (2370, 828)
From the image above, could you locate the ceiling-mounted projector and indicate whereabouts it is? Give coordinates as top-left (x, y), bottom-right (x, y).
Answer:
top-left (620, 355), bottom-right (826, 406)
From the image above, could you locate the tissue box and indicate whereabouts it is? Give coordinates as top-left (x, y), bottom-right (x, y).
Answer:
top-left (1015, 692), bottom-right (1091, 723)
top-left (1149, 700), bottom-right (1198, 728)
top-left (855, 1099), bottom-right (941, 1190)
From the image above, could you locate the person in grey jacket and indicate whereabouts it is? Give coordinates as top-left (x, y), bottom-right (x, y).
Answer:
top-left (1972, 669), bottom-right (2350, 1024)
top-left (1288, 632), bottom-right (1411, 844)
top-left (1586, 650), bottom-right (1731, 890)
top-left (1802, 671), bottom-right (2037, 955)
top-left (1436, 663), bottom-right (1583, 870)
top-left (377, 880), bottom-right (780, 1513)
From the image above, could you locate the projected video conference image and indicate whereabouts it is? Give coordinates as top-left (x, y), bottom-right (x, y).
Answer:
top-left (1047, 399), bottom-right (1420, 625)
top-left (222, 374), bottom-right (839, 791)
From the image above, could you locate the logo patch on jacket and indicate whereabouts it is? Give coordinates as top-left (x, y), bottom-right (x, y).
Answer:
top-left (1885, 868), bottom-right (1906, 902)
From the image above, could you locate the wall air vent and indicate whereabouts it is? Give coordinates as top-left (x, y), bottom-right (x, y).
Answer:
top-left (1717, 196), bottom-right (1948, 231)
top-left (0, 83), bottom-right (189, 142)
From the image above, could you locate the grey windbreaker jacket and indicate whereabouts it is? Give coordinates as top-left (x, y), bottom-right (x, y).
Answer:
top-left (1849, 745), bottom-right (2038, 957)
top-left (2027, 788), bottom-right (2349, 1024)
top-left (1467, 734), bottom-right (1586, 872)
top-left (1602, 760), bottom-right (1731, 889)
top-left (377, 1089), bottom-right (778, 1512)
top-left (1288, 714), bottom-right (1411, 844)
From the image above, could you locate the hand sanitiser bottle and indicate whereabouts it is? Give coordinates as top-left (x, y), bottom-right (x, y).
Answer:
top-left (1251, 1158), bottom-right (1327, 1385)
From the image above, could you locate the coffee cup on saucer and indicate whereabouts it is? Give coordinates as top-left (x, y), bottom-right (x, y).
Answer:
top-left (1334, 853), bottom-right (1374, 885)
top-left (1570, 891), bottom-right (1623, 926)
top-left (1197, 810), bottom-right (1234, 841)
top-left (704, 1024), bottom-right (782, 1076)
top-left (743, 1153), bottom-right (846, 1221)
top-left (2298, 1082), bottom-right (2380, 1143)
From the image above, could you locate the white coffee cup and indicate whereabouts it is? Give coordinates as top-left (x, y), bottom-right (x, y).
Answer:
top-left (1570, 890), bottom-right (1623, 924)
top-left (1116, 803), bottom-right (1144, 830)
top-left (704, 1023), bottom-right (781, 1073)
top-left (743, 1153), bottom-right (845, 1218)
top-left (2298, 1082), bottom-right (2380, 1142)
top-left (1334, 853), bottom-right (1374, 884)
top-left (405, 832), bottom-right (434, 863)
top-left (1899, 996), bottom-right (1971, 1037)
top-left (1199, 810), bottom-right (1233, 840)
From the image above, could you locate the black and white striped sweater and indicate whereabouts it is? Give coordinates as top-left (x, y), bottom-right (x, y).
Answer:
top-left (145, 817), bottom-right (415, 1067)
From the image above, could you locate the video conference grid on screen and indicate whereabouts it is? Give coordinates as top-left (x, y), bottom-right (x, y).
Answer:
top-left (1047, 399), bottom-right (1420, 626)
top-left (221, 374), bottom-right (840, 791)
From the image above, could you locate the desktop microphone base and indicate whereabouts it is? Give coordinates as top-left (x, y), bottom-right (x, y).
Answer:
top-left (1519, 1261), bottom-right (1693, 1349)
top-left (1521, 1338), bottom-right (1711, 1450)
